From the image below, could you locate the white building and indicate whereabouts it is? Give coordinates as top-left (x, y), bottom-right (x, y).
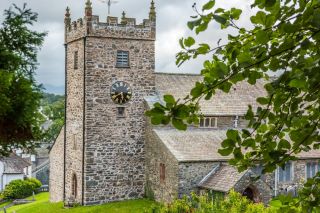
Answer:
top-left (0, 153), bottom-right (32, 191)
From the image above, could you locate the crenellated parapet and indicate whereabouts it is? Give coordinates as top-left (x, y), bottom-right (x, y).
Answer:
top-left (64, 0), bottom-right (156, 44)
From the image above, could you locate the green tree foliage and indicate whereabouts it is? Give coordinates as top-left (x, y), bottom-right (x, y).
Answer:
top-left (0, 4), bottom-right (46, 155)
top-left (146, 0), bottom-right (320, 210)
top-left (41, 93), bottom-right (65, 143)
top-left (2, 178), bottom-right (42, 200)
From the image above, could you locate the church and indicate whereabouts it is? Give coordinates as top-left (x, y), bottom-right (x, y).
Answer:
top-left (49, 0), bottom-right (320, 206)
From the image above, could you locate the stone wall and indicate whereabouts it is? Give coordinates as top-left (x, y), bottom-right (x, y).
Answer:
top-left (65, 39), bottom-right (85, 204)
top-left (145, 126), bottom-right (179, 203)
top-left (49, 128), bottom-right (64, 202)
top-left (178, 162), bottom-right (218, 198)
top-left (83, 35), bottom-right (155, 205)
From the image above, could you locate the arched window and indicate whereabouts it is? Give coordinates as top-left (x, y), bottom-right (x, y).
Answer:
top-left (72, 173), bottom-right (77, 197)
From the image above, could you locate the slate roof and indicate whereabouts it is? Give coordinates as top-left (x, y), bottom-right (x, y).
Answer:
top-left (198, 164), bottom-right (246, 192)
top-left (0, 153), bottom-right (31, 174)
top-left (153, 129), bottom-right (231, 162)
top-left (155, 73), bottom-right (267, 115)
top-left (154, 129), bottom-right (320, 162)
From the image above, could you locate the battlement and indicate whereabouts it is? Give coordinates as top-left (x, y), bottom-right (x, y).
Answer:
top-left (64, 0), bottom-right (156, 43)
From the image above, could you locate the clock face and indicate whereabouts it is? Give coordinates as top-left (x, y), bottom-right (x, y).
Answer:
top-left (110, 81), bottom-right (132, 104)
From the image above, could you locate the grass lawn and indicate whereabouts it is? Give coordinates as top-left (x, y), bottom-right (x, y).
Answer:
top-left (5, 193), bottom-right (157, 213)
top-left (0, 201), bottom-right (11, 209)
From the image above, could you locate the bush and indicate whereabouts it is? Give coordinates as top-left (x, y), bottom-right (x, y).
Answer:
top-left (2, 178), bottom-right (42, 200)
top-left (151, 190), bottom-right (278, 213)
top-left (26, 178), bottom-right (42, 190)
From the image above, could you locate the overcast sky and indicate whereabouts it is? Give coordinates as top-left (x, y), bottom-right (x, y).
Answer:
top-left (0, 0), bottom-right (254, 93)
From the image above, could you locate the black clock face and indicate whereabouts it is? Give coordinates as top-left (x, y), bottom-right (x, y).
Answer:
top-left (110, 81), bottom-right (132, 104)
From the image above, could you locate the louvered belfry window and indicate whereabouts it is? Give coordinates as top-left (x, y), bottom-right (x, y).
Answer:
top-left (116, 50), bottom-right (129, 67)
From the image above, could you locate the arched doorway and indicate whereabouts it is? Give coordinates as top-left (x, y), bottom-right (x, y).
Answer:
top-left (71, 173), bottom-right (77, 198)
top-left (242, 185), bottom-right (260, 203)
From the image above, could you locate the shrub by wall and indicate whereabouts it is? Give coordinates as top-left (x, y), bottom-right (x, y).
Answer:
top-left (151, 190), bottom-right (278, 213)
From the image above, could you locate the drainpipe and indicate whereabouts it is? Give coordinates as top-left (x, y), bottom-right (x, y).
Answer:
top-left (274, 168), bottom-right (278, 197)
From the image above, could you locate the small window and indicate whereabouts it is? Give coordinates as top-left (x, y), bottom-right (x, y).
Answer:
top-left (278, 162), bottom-right (293, 182)
top-left (160, 163), bottom-right (165, 183)
top-left (74, 51), bottom-right (78, 69)
top-left (117, 107), bottom-right (125, 118)
top-left (199, 117), bottom-right (217, 128)
top-left (72, 134), bottom-right (77, 150)
top-left (306, 162), bottom-right (319, 179)
top-left (116, 51), bottom-right (129, 67)
top-left (72, 174), bottom-right (77, 197)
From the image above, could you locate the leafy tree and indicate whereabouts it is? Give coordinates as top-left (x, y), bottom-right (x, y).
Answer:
top-left (41, 93), bottom-right (65, 143)
top-left (0, 4), bottom-right (46, 155)
top-left (147, 0), bottom-right (320, 210)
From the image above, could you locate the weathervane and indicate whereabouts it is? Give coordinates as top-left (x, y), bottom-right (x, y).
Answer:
top-left (98, 0), bottom-right (119, 15)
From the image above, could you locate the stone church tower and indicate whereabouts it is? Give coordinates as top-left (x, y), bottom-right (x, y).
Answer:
top-left (63, 0), bottom-right (156, 205)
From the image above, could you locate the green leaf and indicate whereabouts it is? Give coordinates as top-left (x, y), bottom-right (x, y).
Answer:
top-left (265, 0), bottom-right (276, 7)
top-left (237, 52), bottom-right (251, 64)
top-left (163, 94), bottom-right (175, 104)
top-left (187, 19), bottom-right (201, 30)
top-left (191, 82), bottom-right (204, 98)
top-left (202, 0), bottom-right (215, 11)
top-left (230, 8), bottom-right (242, 20)
top-left (256, 30), bottom-right (269, 44)
top-left (250, 11), bottom-right (266, 25)
top-left (219, 81), bottom-right (232, 93)
top-left (221, 139), bottom-right (236, 148)
top-left (289, 130), bottom-right (301, 143)
top-left (151, 115), bottom-right (163, 125)
top-left (184, 37), bottom-right (195, 47)
top-left (242, 138), bottom-right (255, 148)
top-left (196, 22), bottom-right (209, 34)
top-left (197, 43), bottom-right (210, 54)
top-left (218, 148), bottom-right (233, 156)
top-left (258, 124), bottom-right (268, 133)
top-left (278, 139), bottom-right (291, 150)
top-left (269, 199), bottom-right (283, 208)
top-left (176, 105), bottom-right (190, 119)
top-left (245, 105), bottom-right (254, 121)
top-left (172, 118), bottom-right (187, 130)
top-left (179, 38), bottom-right (185, 49)
top-left (256, 97), bottom-right (269, 105)
top-left (226, 129), bottom-right (240, 142)
top-left (289, 79), bottom-right (307, 89)
top-left (213, 14), bottom-right (227, 25)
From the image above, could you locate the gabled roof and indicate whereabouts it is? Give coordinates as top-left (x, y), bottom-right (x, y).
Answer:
top-left (0, 153), bottom-right (31, 174)
top-left (198, 164), bottom-right (246, 192)
top-left (155, 73), bottom-right (267, 116)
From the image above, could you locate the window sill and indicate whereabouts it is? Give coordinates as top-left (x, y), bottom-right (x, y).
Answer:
top-left (115, 65), bottom-right (130, 68)
top-left (278, 180), bottom-right (293, 183)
